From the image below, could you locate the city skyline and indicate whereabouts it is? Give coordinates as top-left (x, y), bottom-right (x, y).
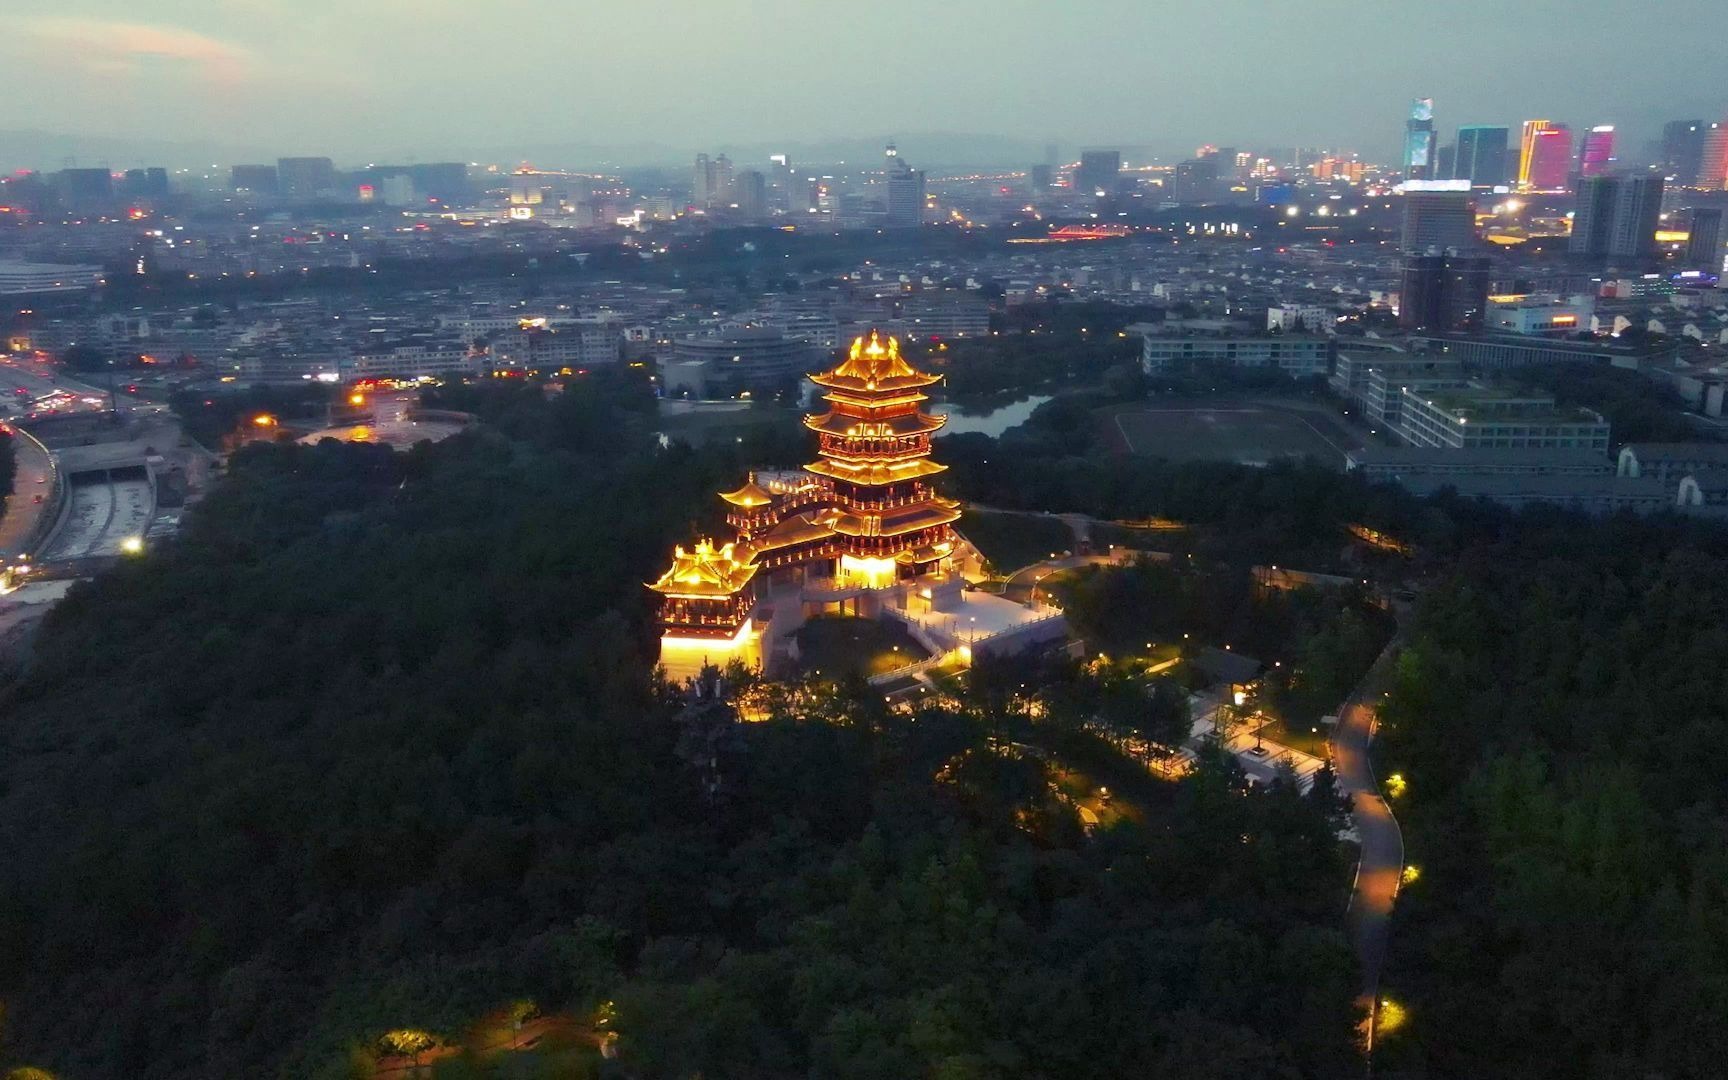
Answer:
top-left (6, 0), bottom-right (1728, 168)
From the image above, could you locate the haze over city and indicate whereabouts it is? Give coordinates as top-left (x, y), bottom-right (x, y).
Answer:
top-left (6, 0), bottom-right (1728, 167)
top-left (5, 3), bottom-right (1728, 1079)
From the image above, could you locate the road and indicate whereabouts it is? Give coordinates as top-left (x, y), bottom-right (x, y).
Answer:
top-left (0, 353), bottom-right (113, 418)
top-left (1329, 616), bottom-right (1408, 1053)
top-left (0, 425), bottom-right (53, 557)
top-left (40, 478), bottom-right (153, 560)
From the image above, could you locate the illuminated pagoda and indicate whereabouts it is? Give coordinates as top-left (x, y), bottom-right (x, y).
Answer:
top-left (649, 330), bottom-right (969, 681)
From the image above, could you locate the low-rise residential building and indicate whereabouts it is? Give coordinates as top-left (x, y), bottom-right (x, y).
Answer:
top-left (663, 326), bottom-right (817, 398)
top-left (1409, 333), bottom-right (1676, 370)
top-left (1266, 304), bottom-right (1336, 332)
top-left (1362, 359), bottom-right (1469, 430)
top-left (1346, 446), bottom-right (1615, 480)
top-left (1486, 294), bottom-right (1595, 336)
top-left (487, 317), bottom-right (622, 371)
top-left (345, 337), bottom-right (478, 380)
top-left (894, 296), bottom-right (991, 340)
top-left (0, 261), bottom-right (105, 295)
top-left (1676, 471), bottom-right (1728, 510)
top-left (1392, 472), bottom-right (1675, 515)
top-left (1397, 383), bottom-right (1610, 452)
top-left (1616, 443), bottom-right (1728, 483)
top-left (1138, 331), bottom-right (1332, 376)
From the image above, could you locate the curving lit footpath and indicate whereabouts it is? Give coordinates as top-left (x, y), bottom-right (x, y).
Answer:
top-left (1330, 613), bottom-right (1407, 1063)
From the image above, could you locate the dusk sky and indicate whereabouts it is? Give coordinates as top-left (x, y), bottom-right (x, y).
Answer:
top-left (6, 0), bottom-right (1726, 164)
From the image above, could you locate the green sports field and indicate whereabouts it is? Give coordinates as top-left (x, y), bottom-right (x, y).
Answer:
top-left (1107, 404), bottom-right (1355, 469)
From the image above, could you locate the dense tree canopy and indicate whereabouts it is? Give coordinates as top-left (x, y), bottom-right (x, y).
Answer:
top-left (1375, 515), bottom-right (1728, 1080)
top-left (0, 378), bottom-right (1363, 1079)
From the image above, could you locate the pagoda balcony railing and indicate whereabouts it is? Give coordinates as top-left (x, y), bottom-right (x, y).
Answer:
top-left (774, 488), bottom-right (839, 514)
top-left (802, 576), bottom-right (875, 600)
top-left (838, 492), bottom-right (941, 513)
top-left (662, 618), bottom-right (749, 635)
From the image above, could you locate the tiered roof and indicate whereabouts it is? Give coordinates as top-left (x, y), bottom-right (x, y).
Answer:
top-left (647, 540), bottom-right (758, 597)
top-left (651, 331), bottom-right (960, 605)
top-left (808, 330), bottom-right (942, 393)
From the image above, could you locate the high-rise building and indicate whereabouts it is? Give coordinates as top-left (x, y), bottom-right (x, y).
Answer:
top-left (1030, 164), bottom-right (1053, 192)
top-left (1570, 176), bottom-right (1617, 256)
top-left (1405, 98), bottom-right (1436, 182)
top-left (1170, 156), bottom-right (1222, 203)
top-left (692, 154), bottom-right (715, 207)
top-left (56, 167), bottom-right (114, 204)
top-left (1436, 144), bottom-right (1457, 181)
top-left (361, 163), bottom-right (468, 203)
top-left (1578, 126), bottom-right (1616, 179)
top-left (733, 169), bottom-right (767, 219)
top-left (1520, 121), bottom-right (1558, 188)
top-left (884, 144), bottom-right (926, 228)
top-left (1522, 125), bottom-right (1572, 191)
top-left (714, 154), bottom-right (735, 202)
top-left (1075, 150), bottom-right (1121, 197)
top-left (1683, 207), bottom-right (1723, 270)
top-left (231, 164), bottom-right (278, 194)
top-left (121, 168), bottom-right (169, 197)
top-left (1570, 175), bottom-right (1665, 259)
top-left (1663, 120), bottom-right (1706, 186)
top-left (277, 157), bottom-right (335, 199)
top-left (1400, 190), bottom-right (1475, 254)
top-left (1700, 123), bottom-right (1728, 191)
top-left (379, 175), bottom-right (417, 207)
top-left (1399, 253), bottom-right (1490, 332)
top-left (1453, 126), bottom-right (1510, 187)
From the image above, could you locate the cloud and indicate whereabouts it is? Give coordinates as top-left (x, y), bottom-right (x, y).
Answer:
top-left (12, 17), bottom-right (255, 83)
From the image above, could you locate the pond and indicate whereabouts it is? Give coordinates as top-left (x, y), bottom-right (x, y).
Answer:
top-left (930, 395), bottom-right (1052, 437)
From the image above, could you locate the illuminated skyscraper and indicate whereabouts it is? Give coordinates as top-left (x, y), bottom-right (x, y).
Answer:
top-left (1519, 120), bottom-right (1556, 188)
top-left (1700, 123), bottom-right (1728, 192)
top-left (1453, 126), bottom-right (1509, 187)
top-left (1578, 126), bottom-right (1616, 179)
top-left (1405, 98), bottom-right (1436, 181)
top-left (1521, 124), bottom-right (1572, 191)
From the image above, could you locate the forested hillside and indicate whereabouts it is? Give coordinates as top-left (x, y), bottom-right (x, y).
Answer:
top-left (0, 375), bottom-right (1361, 1079)
top-left (1375, 516), bottom-right (1728, 1079)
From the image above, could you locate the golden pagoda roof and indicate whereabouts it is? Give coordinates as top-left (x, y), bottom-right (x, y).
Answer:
top-left (804, 410), bottom-right (947, 437)
top-left (737, 509), bottom-right (841, 559)
top-left (831, 501), bottom-right (961, 538)
top-left (897, 539), bottom-right (956, 564)
top-left (809, 330), bottom-right (941, 392)
top-left (719, 474), bottom-right (775, 508)
top-left (805, 457), bottom-right (947, 485)
top-left (647, 539), bottom-right (758, 597)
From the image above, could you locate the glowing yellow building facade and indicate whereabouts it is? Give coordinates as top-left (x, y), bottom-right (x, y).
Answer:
top-left (649, 331), bottom-right (962, 680)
